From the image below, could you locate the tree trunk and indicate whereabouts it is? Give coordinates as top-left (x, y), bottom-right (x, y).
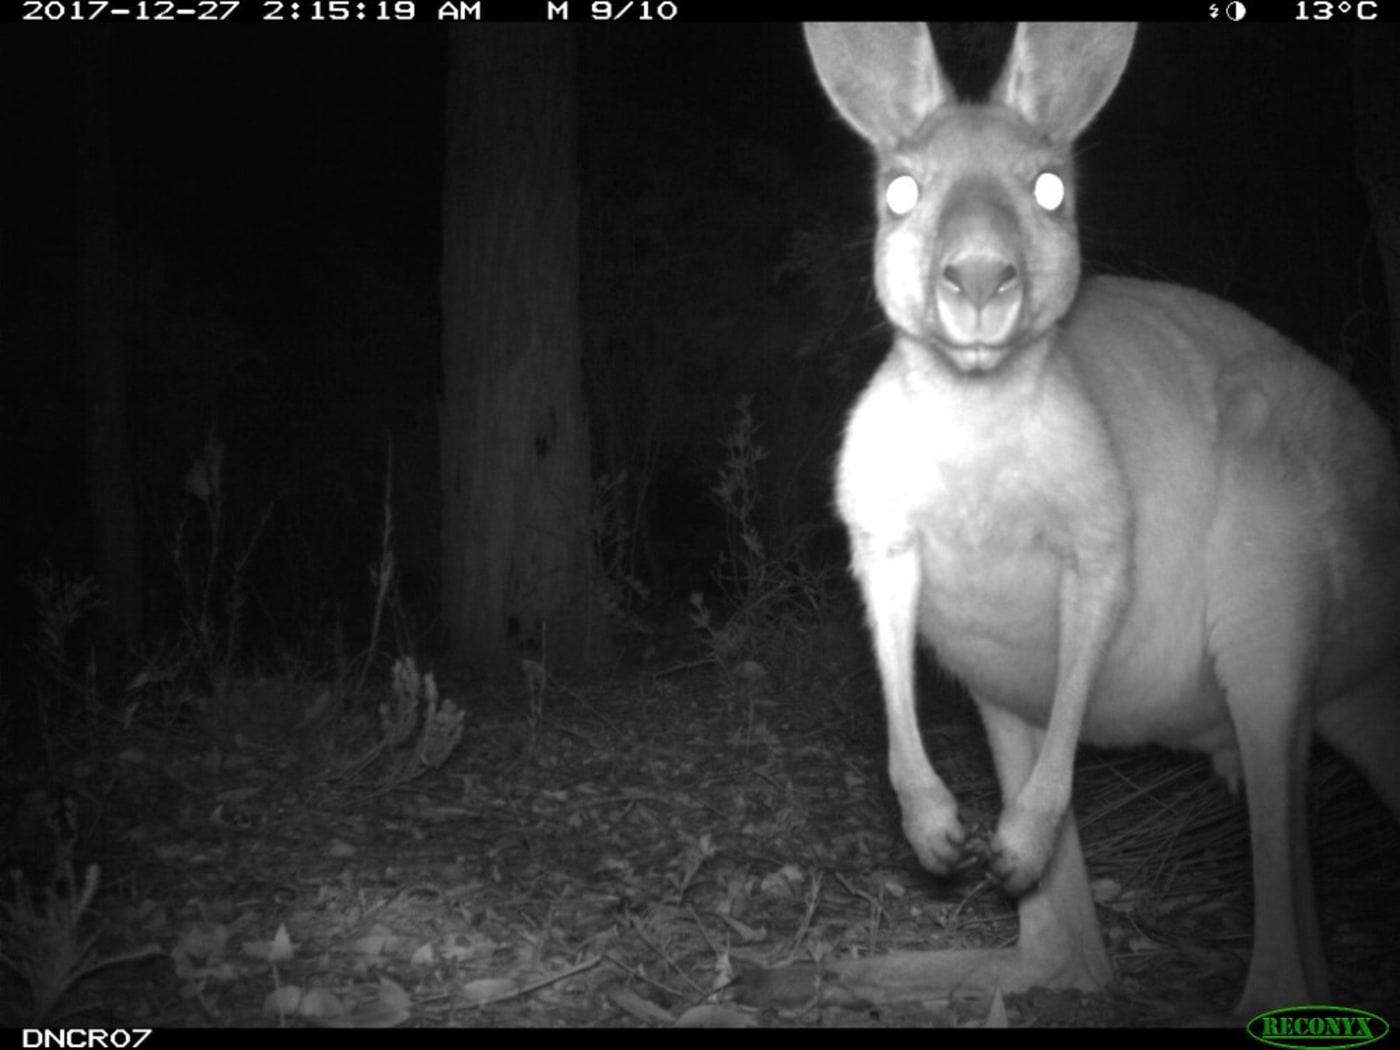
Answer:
top-left (440, 26), bottom-right (606, 673)
top-left (74, 29), bottom-right (143, 675)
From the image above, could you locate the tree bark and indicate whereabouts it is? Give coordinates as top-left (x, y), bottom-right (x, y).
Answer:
top-left (440, 27), bottom-right (606, 673)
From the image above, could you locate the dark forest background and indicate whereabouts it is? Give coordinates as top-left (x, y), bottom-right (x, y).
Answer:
top-left (1, 22), bottom-right (1395, 693)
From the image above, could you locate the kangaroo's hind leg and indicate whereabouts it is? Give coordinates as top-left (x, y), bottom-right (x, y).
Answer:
top-left (1206, 496), bottom-right (1329, 1015)
top-left (1314, 656), bottom-right (1400, 1001)
top-left (978, 699), bottom-right (1114, 992)
top-left (1315, 656), bottom-right (1400, 825)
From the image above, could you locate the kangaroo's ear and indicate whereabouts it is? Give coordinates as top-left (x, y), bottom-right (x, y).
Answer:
top-left (993, 23), bottom-right (1136, 144)
top-left (804, 23), bottom-right (952, 150)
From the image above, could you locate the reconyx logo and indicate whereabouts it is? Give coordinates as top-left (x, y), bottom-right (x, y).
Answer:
top-left (1248, 1006), bottom-right (1389, 1049)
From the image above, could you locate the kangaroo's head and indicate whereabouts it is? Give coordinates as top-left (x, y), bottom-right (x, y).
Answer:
top-left (806, 23), bottom-right (1135, 374)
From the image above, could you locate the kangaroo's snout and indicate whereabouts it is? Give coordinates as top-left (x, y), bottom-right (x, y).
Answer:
top-left (934, 177), bottom-right (1026, 355)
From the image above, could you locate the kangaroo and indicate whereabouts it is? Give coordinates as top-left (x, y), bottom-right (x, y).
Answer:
top-left (808, 22), bottom-right (1400, 1019)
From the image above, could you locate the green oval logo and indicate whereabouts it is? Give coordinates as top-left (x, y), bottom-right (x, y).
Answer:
top-left (1248, 1005), bottom-right (1389, 1049)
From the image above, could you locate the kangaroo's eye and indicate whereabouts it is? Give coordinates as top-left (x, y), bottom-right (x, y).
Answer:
top-left (885, 174), bottom-right (919, 216)
top-left (1033, 171), bottom-right (1065, 212)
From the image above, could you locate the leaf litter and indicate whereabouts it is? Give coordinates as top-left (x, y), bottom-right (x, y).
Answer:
top-left (2, 664), bottom-right (1396, 1027)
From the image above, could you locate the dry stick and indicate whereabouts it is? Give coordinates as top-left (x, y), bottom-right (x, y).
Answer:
top-left (472, 955), bottom-right (602, 1009)
top-left (412, 955), bottom-right (603, 1011)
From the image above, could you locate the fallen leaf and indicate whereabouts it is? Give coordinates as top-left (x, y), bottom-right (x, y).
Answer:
top-left (175, 923), bottom-right (229, 963)
top-left (244, 924), bottom-right (295, 963)
top-left (264, 985), bottom-right (304, 1019)
top-left (352, 933), bottom-right (397, 956)
top-left (318, 1006), bottom-right (410, 1029)
top-left (604, 987), bottom-right (674, 1025)
top-left (378, 977), bottom-right (411, 1011)
top-left (985, 985), bottom-right (1009, 1028)
top-left (675, 1004), bottom-right (758, 1028)
top-left (296, 988), bottom-right (347, 1019)
top-left (714, 913), bottom-right (765, 943)
top-left (460, 977), bottom-right (517, 1004)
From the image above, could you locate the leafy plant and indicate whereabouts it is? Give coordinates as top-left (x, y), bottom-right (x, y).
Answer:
top-left (694, 397), bottom-right (838, 687)
top-left (0, 864), bottom-right (161, 1022)
top-left (170, 425), bottom-right (274, 697)
top-left (334, 657), bottom-right (464, 789)
top-left (23, 565), bottom-right (105, 764)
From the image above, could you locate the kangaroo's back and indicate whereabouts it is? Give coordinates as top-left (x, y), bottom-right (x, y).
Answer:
top-left (1069, 276), bottom-right (1400, 732)
top-left (807, 21), bottom-right (1400, 1018)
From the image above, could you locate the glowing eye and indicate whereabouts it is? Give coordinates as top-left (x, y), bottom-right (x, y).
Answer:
top-left (886, 174), bottom-right (919, 216)
top-left (1033, 171), bottom-right (1065, 212)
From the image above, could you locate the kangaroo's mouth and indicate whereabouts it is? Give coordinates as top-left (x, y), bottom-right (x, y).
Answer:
top-left (913, 310), bottom-right (1055, 376)
top-left (910, 328), bottom-right (1030, 375)
top-left (943, 344), bottom-right (1013, 374)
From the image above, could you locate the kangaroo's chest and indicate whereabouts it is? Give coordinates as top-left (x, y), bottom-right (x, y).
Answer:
top-left (912, 452), bottom-right (1070, 702)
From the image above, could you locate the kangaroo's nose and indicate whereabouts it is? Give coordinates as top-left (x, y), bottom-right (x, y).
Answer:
top-left (942, 255), bottom-right (1019, 309)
